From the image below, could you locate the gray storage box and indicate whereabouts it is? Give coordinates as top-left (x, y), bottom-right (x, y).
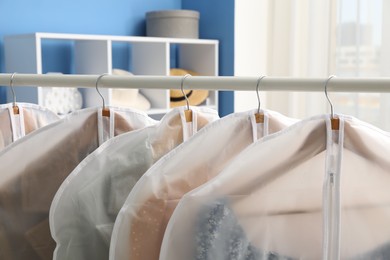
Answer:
top-left (146, 10), bottom-right (200, 39)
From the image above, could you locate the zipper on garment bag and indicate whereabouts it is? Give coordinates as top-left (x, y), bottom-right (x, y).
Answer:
top-left (323, 165), bottom-right (340, 260)
top-left (327, 171), bottom-right (336, 259)
top-left (323, 124), bottom-right (343, 260)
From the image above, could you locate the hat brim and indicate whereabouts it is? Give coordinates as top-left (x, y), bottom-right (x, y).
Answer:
top-left (170, 89), bottom-right (209, 108)
top-left (169, 68), bottom-right (209, 108)
top-left (111, 89), bottom-right (151, 110)
top-left (111, 68), bottom-right (151, 110)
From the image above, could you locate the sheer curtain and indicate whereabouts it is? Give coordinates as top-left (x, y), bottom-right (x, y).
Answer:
top-left (334, 0), bottom-right (390, 130)
top-left (234, 0), bottom-right (390, 131)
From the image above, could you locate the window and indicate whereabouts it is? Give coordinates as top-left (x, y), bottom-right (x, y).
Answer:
top-left (333, 0), bottom-right (383, 128)
top-left (234, 0), bottom-right (390, 130)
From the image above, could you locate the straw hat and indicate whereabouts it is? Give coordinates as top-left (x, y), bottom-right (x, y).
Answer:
top-left (111, 69), bottom-right (151, 111)
top-left (170, 68), bottom-right (209, 108)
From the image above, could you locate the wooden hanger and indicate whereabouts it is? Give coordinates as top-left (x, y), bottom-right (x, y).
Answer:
top-left (96, 74), bottom-right (110, 117)
top-left (324, 75), bottom-right (339, 130)
top-left (255, 76), bottom-right (266, 123)
top-left (10, 73), bottom-right (19, 115)
top-left (181, 74), bottom-right (192, 123)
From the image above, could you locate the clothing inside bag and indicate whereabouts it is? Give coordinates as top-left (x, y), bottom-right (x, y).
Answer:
top-left (0, 106), bottom-right (157, 260)
top-left (49, 106), bottom-right (219, 260)
top-left (109, 109), bottom-right (297, 260)
top-left (159, 114), bottom-right (390, 260)
top-left (0, 102), bottom-right (59, 151)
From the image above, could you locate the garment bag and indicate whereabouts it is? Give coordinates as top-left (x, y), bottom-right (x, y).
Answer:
top-left (0, 106), bottom-right (156, 260)
top-left (109, 109), bottom-right (297, 260)
top-left (160, 115), bottom-right (390, 260)
top-left (49, 106), bottom-right (219, 260)
top-left (0, 102), bottom-right (59, 150)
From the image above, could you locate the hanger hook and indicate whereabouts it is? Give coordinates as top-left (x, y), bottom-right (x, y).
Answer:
top-left (96, 73), bottom-right (108, 109)
top-left (181, 74), bottom-right (191, 110)
top-left (10, 72), bottom-right (17, 106)
top-left (324, 75), bottom-right (336, 118)
top-left (256, 76), bottom-right (266, 114)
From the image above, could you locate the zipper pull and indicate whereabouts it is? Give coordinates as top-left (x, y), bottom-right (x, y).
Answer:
top-left (329, 172), bottom-right (334, 185)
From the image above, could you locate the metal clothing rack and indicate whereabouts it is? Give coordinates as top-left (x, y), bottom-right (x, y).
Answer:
top-left (0, 73), bottom-right (390, 93)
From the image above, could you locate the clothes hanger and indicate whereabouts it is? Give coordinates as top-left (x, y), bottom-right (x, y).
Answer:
top-left (324, 75), bottom-right (339, 130)
top-left (255, 76), bottom-right (266, 123)
top-left (10, 72), bottom-right (19, 115)
top-left (181, 74), bottom-right (192, 122)
top-left (96, 73), bottom-right (110, 117)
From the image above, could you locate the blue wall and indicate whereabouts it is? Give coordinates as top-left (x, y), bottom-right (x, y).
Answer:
top-left (0, 0), bottom-right (181, 102)
top-left (183, 0), bottom-right (235, 116)
top-left (0, 0), bottom-right (234, 116)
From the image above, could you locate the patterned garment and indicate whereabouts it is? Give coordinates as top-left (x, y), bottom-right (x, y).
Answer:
top-left (195, 199), bottom-right (295, 260)
top-left (350, 242), bottom-right (390, 260)
top-left (0, 107), bottom-right (156, 260)
top-left (195, 199), bottom-right (390, 260)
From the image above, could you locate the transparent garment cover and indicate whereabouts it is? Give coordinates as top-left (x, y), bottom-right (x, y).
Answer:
top-left (0, 103), bottom-right (59, 151)
top-left (109, 109), bottom-right (297, 260)
top-left (160, 115), bottom-right (390, 260)
top-left (0, 106), bottom-right (157, 260)
top-left (49, 106), bottom-right (219, 260)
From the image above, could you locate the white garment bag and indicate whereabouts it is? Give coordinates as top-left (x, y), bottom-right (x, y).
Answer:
top-left (0, 102), bottom-right (59, 150)
top-left (0, 106), bottom-right (156, 260)
top-left (160, 115), bottom-right (390, 260)
top-left (49, 106), bottom-right (219, 260)
top-left (109, 109), bottom-right (297, 260)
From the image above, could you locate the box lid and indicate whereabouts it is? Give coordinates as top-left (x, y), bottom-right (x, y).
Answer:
top-left (146, 10), bottom-right (200, 19)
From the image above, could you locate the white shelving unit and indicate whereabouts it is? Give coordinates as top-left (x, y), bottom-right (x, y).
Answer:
top-left (4, 33), bottom-right (219, 116)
